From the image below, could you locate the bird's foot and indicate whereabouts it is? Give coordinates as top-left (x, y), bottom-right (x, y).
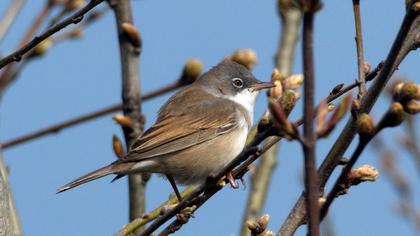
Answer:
top-left (225, 172), bottom-right (239, 189)
top-left (176, 205), bottom-right (197, 223)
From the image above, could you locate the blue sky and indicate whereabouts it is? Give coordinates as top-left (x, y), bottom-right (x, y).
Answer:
top-left (1, 0), bottom-right (419, 235)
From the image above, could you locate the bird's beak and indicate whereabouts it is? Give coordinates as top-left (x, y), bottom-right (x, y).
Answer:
top-left (249, 81), bottom-right (274, 92)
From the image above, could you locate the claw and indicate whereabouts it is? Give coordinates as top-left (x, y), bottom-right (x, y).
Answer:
top-left (225, 172), bottom-right (239, 189)
top-left (176, 205), bottom-right (196, 223)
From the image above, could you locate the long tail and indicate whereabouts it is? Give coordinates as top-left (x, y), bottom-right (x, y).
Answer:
top-left (57, 164), bottom-right (117, 193)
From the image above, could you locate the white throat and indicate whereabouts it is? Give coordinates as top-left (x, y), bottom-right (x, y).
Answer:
top-left (224, 89), bottom-right (258, 125)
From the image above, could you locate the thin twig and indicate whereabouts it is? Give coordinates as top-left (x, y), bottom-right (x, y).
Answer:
top-left (1, 81), bottom-right (183, 150)
top-left (352, 0), bottom-right (367, 98)
top-left (278, 2), bottom-right (420, 235)
top-left (0, 0), bottom-right (25, 43)
top-left (52, 7), bottom-right (109, 43)
top-left (0, 0), bottom-right (105, 70)
top-left (301, 3), bottom-right (320, 235)
top-left (108, 0), bottom-right (146, 231)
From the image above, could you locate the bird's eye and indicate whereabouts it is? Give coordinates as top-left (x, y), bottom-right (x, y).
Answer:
top-left (232, 78), bottom-right (244, 88)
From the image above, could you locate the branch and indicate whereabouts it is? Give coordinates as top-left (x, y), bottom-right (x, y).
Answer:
top-left (0, 0), bottom-right (25, 43)
top-left (0, 148), bottom-right (23, 235)
top-left (352, 0), bottom-right (367, 98)
top-left (240, 2), bottom-right (302, 234)
top-left (0, 0), bottom-right (105, 70)
top-left (278, 2), bottom-right (420, 235)
top-left (51, 7), bottom-right (109, 44)
top-left (108, 0), bottom-right (146, 231)
top-left (301, 2), bottom-right (321, 235)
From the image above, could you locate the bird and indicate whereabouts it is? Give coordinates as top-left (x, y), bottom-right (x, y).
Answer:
top-left (57, 60), bottom-right (273, 201)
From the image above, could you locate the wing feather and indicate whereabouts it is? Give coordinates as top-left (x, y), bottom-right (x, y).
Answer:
top-left (121, 87), bottom-right (241, 162)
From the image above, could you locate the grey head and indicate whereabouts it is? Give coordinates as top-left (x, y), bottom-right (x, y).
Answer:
top-left (194, 60), bottom-right (273, 98)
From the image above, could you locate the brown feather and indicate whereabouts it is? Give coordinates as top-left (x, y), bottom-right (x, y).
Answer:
top-left (123, 87), bottom-right (241, 162)
top-left (57, 162), bottom-right (130, 193)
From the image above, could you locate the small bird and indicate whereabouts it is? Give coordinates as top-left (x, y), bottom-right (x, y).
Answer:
top-left (57, 60), bottom-right (273, 200)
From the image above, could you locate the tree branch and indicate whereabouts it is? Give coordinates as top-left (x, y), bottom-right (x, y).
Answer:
top-left (301, 2), bottom-right (320, 235)
top-left (352, 0), bottom-right (367, 98)
top-left (108, 0), bottom-right (146, 232)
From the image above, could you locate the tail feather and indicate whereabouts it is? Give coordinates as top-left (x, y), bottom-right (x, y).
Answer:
top-left (57, 164), bottom-right (116, 193)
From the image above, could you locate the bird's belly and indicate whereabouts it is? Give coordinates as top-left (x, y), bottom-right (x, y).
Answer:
top-left (159, 124), bottom-right (249, 185)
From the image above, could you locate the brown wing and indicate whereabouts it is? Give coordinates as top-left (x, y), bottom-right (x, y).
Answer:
top-left (121, 86), bottom-right (241, 162)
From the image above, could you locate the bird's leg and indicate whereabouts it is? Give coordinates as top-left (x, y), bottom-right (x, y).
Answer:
top-left (225, 172), bottom-right (239, 189)
top-left (166, 174), bottom-right (183, 202)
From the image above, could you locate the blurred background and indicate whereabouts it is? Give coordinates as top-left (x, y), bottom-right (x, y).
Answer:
top-left (0, 0), bottom-right (419, 235)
